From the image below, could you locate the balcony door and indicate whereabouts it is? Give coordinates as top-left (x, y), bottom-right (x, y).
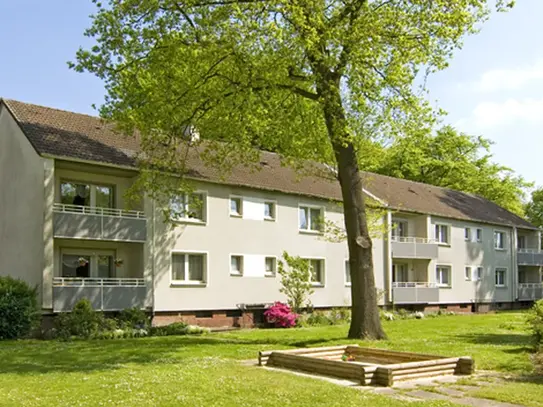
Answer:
top-left (61, 249), bottom-right (115, 278)
top-left (392, 263), bottom-right (408, 283)
top-left (60, 181), bottom-right (114, 209)
top-left (391, 220), bottom-right (408, 241)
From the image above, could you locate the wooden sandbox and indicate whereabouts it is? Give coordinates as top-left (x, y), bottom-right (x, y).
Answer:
top-left (258, 345), bottom-right (474, 386)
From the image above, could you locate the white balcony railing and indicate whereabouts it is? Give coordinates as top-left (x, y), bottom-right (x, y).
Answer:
top-left (391, 236), bottom-right (438, 244)
top-left (519, 283), bottom-right (543, 289)
top-left (518, 283), bottom-right (543, 301)
top-left (53, 203), bottom-right (145, 219)
top-left (392, 282), bottom-right (438, 288)
top-left (53, 277), bottom-right (145, 287)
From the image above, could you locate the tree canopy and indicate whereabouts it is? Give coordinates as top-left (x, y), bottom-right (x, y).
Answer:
top-left (367, 126), bottom-right (531, 216)
top-left (525, 188), bottom-right (543, 229)
top-left (73, 0), bottom-right (513, 339)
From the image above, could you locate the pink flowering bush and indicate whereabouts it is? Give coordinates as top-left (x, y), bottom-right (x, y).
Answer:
top-left (264, 302), bottom-right (298, 328)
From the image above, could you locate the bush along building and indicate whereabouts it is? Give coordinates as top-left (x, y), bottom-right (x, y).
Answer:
top-left (0, 98), bottom-right (541, 328)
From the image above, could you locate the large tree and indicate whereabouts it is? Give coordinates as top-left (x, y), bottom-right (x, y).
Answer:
top-left (376, 125), bottom-right (531, 216)
top-left (525, 188), bottom-right (543, 230)
top-left (73, 0), bottom-right (511, 339)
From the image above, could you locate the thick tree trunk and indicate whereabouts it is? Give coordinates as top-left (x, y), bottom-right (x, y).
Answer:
top-left (320, 77), bottom-right (387, 340)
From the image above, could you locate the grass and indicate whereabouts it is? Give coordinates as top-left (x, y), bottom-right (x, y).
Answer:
top-left (0, 312), bottom-right (536, 407)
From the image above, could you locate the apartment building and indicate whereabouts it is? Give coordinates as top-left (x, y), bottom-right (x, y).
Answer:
top-left (0, 98), bottom-right (541, 327)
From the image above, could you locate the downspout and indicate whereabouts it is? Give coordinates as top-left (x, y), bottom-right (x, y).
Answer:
top-left (151, 198), bottom-right (156, 317)
top-left (386, 210), bottom-right (393, 308)
top-left (512, 227), bottom-right (518, 303)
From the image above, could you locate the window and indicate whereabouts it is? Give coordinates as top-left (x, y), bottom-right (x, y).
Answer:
top-left (518, 235), bottom-right (526, 249)
top-left (60, 182), bottom-right (114, 209)
top-left (265, 257), bottom-right (276, 277)
top-left (519, 267), bottom-right (527, 284)
top-left (436, 265), bottom-right (451, 287)
top-left (299, 206), bottom-right (323, 232)
top-left (171, 193), bottom-right (205, 222)
top-left (391, 220), bottom-right (408, 241)
top-left (495, 268), bottom-right (506, 287)
top-left (473, 266), bottom-right (483, 281)
top-left (465, 266), bottom-right (471, 281)
top-left (464, 228), bottom-right (471, 241)
top-left (230, 255), bottom-right (243, 276)
top-left (308, 259), bottom-right (325, 286)
top-left (494, 231), bottom-right (506, 250)
top-left (345, 260), bottom-right (351, 285)
top-left (171, 253), bottom-right (206, 283)
top-left (435, 224), bottom-right (450, 245)
top-left (264, 201), bottom-right (276, 220)
top-left (392, 264), bottom-right (408, 283)
top-left (230, 197), bottom-right (242, 216)
top-left (476, 229), bottom-right (483, 242)
top-left (61, 250), bottom-right (115, 278)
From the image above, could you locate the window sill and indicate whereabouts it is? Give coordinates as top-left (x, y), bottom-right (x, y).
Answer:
top-left (264, 273), bottom-right (276, 278)
top-left (495, 285), bottom-right (507, 289)
top-left (311, 283), bottom-right (325, 288)
top-left (172, 218), bottom-right (206, 226)
top-left (345, 283), bottom-right (352, 287)
top-left (230, 272), bottom-right (243, 277)
top-left (264, 217), bottom-right (276, 222)
top-left (170, 281), bottom-right (207, 287)
top-left (299, 229), bottom-right (323, 236)
top-left (495, 248), bottom-right (506, 251)
top-left (438, 243), bottom-right (451, 247)
top-left (230, 213), bottom-right (242, 218)
top-left (437, 285), bottom-right (452, 289)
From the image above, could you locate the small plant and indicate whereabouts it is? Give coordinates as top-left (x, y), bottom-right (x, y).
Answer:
top-left (54, 299), bottom-right (105, 340)
top-left (277, 252), bottom-right (314, 313)
top-left (527, 299), bottom-right (543, 349)
top-left (149, 322), bottom-right (189, 336)
top-left (118, 307), bottom-right (150, 329)
top-left (0, 276), bottom-right (39, 339)
top-left (414, 311), bottom-right (424, 319)
top-left (264, 302), bottom-right (298, 328)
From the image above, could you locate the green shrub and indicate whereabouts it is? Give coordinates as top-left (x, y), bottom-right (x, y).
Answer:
top-left (149, 322), bottom-right (188, 336)
top-left (329, 308), bottom-right (351, 324)
top-left (532, 351), bottom-right (543, 374)
top-left (527, 299), bottom-right (543, 349)
top-left (305, 310), bottom-right (333, 326)
top-left (0, 276), bottom-right (39, 339)
top-left (54, 299), bottom-right (106, 340)
top-left (118, 307), bottom-right (149, 329)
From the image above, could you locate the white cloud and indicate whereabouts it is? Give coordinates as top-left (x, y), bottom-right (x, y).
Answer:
top-left (476, 59), bottom-right (543, 92)
top-left (471, 98), bottom-right (543, 128)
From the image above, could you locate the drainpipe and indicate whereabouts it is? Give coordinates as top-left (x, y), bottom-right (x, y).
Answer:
top-left (151, 198), bottom-right (156, 317)
top-left (512, 227), bottom-right (518, 303)
top-left (386, 210), bottom-right (393, 308)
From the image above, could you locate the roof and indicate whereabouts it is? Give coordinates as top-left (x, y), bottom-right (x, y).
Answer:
top-left (1, 98), bottom-right (536, 230)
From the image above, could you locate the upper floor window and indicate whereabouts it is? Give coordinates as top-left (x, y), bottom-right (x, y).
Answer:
top-left (464, 266), bottom-right (471, 281)
top-left (464, 228), bottom-right (471, 241)
top-left (495, 268), bottom-right (506, 287)
top-left (476, 228), bottom-right (483, 242)
top-left (60, 181), bottom-right (114, 209)
top-left (494, 231), bottom-right (506, 250)
top-left (308, 259), bottom-right (325, 286)
top-left (517, 235), bottom-right (526, 249)
top-left (299, 206), bottom-right (323, 232)
top-left (436, 265), bottom-right (451, 287)
top-left (391, 220), bottom-right (408, 241)
top-left (473, 266), bottom-right (483, 281)
top-left (230, 196), bottom-right (243, 217)
top-left (171, 192), bottom-right (206, 222)
top-left (393, 263), bottom-right (408, 283)
top-left (264, 201), bottom-right (276, 221)
top-left (435, 224), bottom-right (450, 245)
top-left (171, 252), bottom-right (206, 284)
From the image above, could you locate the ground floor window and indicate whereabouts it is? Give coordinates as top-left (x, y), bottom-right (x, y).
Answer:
top-left (495, 268), bottom-right (507, 287)
top-left (61, 249), bottom-right (115, 278)
top-left (172, 252), bottom-right (206, 283)
top-left (436, 265), bottom-right (451, 287)
top-left (308, 259), bottom-right (325, 286)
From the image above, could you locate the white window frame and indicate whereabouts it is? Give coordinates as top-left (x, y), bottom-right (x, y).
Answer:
top-left (464, 228), bottom-right (471, 242)
top-left (473, 266), bottom-right (483, 281)
top-left (495, 267), bottom-right (507, 287)
top-left (476, 228), bottom-right (483, 243)
top-left (464, 266), bottom-right (472, 281)
top-left (170, 250), bottom-right (208, 286)
top-left (302, 257), bottom-right (325, 287)
top-left (264, 256), bottom-right (277, 277)
top-left (230, 254), bottom-right (244, 276)
top-left (59, 180), bottom-right (116, 209)
top-left (299, 204), bottom-right (324, 234)
top-left (436, 264), bottom-right (452, 288)
top-left (229, 195), bottom-right (243, 217)
top-left (345, 258), bottom-right (351, 286)
top-left (435, 223), bottom-right (451, 245)
top-left (517, 235), bottom-right (527, 250)
top-left (393, 263), bottom-right (409, 283)
top-left (170, 191), bottom-right (207, 223)
top-left (391, 219), bottom-right (409, 241)
top-left (263, 200), bottom-right (277, 221)
top-left (494, 230), bottom-right (506, 251)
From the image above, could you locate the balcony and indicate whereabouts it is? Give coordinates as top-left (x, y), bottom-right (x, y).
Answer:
top-left (518, 283), bottom-right (543, 301)
top-left (517, 249), bottom-right (543, 266)
top-left (392, 282), bottom-right (440, 304)
top-left (53, 277), bottom-right (147, 312)
top-left (53, 204), bottom-right (147, 243)
top-left (391, 237), bottom-right (439, 259)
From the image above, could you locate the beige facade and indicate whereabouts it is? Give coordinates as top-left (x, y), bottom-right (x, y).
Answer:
top-left (0, 103), bottom-right (541, 318)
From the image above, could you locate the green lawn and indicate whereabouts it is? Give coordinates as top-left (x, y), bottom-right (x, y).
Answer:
top-left (0, 312), bottom-right (535, 407)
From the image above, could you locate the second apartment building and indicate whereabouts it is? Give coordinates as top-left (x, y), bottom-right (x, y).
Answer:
top-left (0, 98), bottom-right (541, 327)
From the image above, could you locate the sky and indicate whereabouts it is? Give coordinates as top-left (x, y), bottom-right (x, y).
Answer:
top-left (1, 1), bottom-right (542, 188)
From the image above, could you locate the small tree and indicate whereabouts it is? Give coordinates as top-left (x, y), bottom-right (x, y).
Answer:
top-left (528, 299), bottom-right (543, 350)
top-left (0, 276), bottom-right (39, 340)
top-left (278, 251), bottom-right (314, 314)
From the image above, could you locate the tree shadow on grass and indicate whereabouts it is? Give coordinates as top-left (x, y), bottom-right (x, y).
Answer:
top-left (455, 333), bottom-right (531, 347)
top-left (0, 334), bottom-right (349, 375)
